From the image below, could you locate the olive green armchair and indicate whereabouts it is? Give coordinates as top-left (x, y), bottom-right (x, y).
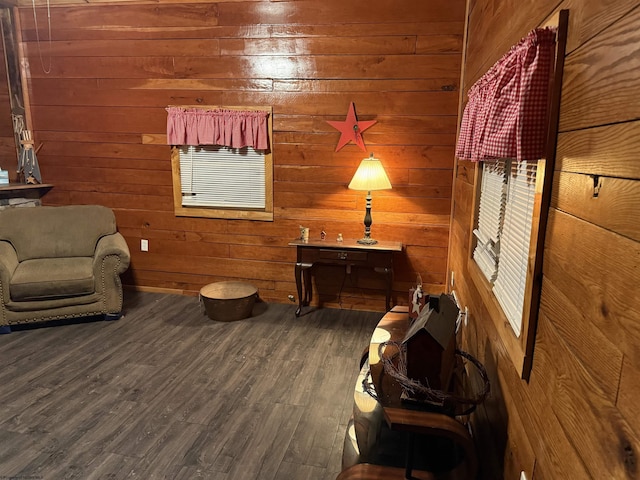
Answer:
top-left (0, 205), bottom-right (130, 333)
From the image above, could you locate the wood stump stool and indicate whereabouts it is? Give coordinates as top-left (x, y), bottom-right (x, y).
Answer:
top-left (199, 281), bottom-right (258, 322)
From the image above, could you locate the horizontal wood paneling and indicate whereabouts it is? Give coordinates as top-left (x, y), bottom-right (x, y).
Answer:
top-left (543, 209), bottom-right (640, 370)
top-left (556, 122), bottom-right (640, 179)
top-left (463, 0), bottom-right (558, 89)
top-left (33, 99), bottom-right (455, 124)
top-left (496, 368), bottom-right (536, 480)
top-left (0, 35), bottom-right (15, 177)
top-left (559, 4), bottom-right (640, 132)
top-left (552, 171), bottom-right (640, 242)
top-left (17, 0), bottom-right (465, 308)
top-left (539, 276), bottom-right (622, 402)
top-left (560, 0), bottom-right (639, 53)
top-left (215, 0), bottom-right (465, 25)
top-left (493, 335), bottom-right (591, 480)
top-left (463, 0), bottom-right (640, 91)
top-left (27, 3), bottom-right (221, 28)
top-left (450, 0), bottom-right (640, 478)
top-left (24, 55), bottom-right (462, 81)
top-left (532, 311), bottom-right (639, 478)
top-left (19, 21), bottom-right (466, 42)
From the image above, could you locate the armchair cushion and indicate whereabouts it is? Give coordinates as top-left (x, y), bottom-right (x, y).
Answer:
top-left (10, 257), bottom-right (94, 301)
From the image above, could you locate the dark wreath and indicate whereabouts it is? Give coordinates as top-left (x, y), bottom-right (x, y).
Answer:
top-left (363, 340), bottom-right (490, 416)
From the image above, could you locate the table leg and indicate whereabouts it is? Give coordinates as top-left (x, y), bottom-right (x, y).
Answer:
top-left (405, 432), bottom-right (415, 479)
top-left (295, 262), bottom-right (313, 317)
top-left (385, 267), bottom-right (393, 311)
top-left (303, 267), bottom-right (312, 306)
top-left (295, 262), bottom-right (303, 316)
top-left (375, 266), bottom-right (393, 311)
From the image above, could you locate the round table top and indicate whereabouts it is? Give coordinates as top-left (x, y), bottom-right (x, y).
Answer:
top-left (200, 281), bottom-right (257, 300)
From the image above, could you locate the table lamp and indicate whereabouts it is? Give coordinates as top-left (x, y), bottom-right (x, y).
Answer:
top-left (348, 153), bottom-right (392, 245)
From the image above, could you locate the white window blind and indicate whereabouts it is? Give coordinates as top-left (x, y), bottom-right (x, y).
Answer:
top-left (473, 160), bottom-right (507, 283)
top-left (179, 145), bottom-right (266, 209)
top-left (493, 160), bottom-right (537, 337)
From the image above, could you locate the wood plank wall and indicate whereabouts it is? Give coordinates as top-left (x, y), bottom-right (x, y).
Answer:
top-left (450, 0), bottom-right (640, 478)
top-left (0, 24), bottom-right (16, 178)
top-left (13, 0), bottom-right (465, 311)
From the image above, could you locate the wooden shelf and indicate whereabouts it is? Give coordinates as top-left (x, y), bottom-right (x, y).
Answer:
top-left (0, 183), bottom-right (53, 199)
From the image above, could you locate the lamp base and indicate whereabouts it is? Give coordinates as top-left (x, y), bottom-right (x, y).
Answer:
top-left (357, 237), bottom-right (378, 245)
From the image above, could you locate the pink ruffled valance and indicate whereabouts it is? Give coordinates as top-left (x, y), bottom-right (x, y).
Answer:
top-left (166, 107), bottom-right (269, 150)
top-left (456, 27), bottom-right (557, 162)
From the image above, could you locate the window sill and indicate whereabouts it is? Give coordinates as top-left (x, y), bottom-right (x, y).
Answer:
top-left (174, 206), bottom-right (273, 222)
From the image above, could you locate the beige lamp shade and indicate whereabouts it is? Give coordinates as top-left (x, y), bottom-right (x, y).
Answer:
top-left (348, 153), bottom-right (392, 191)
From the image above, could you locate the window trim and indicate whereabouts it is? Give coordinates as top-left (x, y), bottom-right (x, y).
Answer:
top-left (170, 105), bottom-right (274, 222)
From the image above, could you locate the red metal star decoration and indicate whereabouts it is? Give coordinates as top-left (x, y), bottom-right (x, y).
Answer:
top-left (327, 102), bottom-right (377, 152)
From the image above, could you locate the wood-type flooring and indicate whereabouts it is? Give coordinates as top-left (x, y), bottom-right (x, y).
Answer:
top-left (0, 291), bottom-right (383, 480)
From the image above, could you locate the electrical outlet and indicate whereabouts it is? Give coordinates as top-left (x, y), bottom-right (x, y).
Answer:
top-left (141, 239), bottom-right (149, 252)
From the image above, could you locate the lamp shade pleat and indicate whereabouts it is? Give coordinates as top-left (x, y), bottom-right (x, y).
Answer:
top-left (348, 154), bottom-right (392, 191)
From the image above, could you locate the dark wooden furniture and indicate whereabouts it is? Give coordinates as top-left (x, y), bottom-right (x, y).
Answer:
top-left (338, 306), bottom-right (477, 480)
top-left (289, 238), bottom-right (403, 316)
top-left (0, 183), bottom-right (53, 200)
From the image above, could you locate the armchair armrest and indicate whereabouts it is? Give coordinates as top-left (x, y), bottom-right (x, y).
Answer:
top-left (93, 233), bottom-right (131, 274)
top-left (383, 407), bottom-right (477, 479)
top-left (0, 240), bottom-right (19, 305)
top-left (93, 233), bottom-right (130, 315)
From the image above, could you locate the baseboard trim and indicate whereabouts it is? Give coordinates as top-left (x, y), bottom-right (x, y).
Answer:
top-left (123, 285), bottom-right (196, 296)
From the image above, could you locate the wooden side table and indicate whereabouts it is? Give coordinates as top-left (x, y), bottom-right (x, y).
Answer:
top-left (289, 238), bottom-right (403, 316)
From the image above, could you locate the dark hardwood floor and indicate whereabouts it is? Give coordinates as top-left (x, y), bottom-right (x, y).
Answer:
top-left (0, 291), bottom-right (383, 480)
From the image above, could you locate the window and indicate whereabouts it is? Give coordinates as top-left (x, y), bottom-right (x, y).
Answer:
top-left (169, 106), bottom-right (273, 221)
top-left (467, 157), bottom-right (546, 380)
top-left (473, 159), bottom-right (539, 338)
top-left (456, 12), bottom-right (567, 380)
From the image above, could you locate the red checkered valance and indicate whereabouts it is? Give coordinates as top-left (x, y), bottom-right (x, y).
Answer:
top-left (166, 107), bottom-right (269, 150)
top-left (456, 27), bottom-right (557, 162)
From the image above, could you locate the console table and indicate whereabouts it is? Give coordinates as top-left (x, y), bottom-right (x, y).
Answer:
top-left (289, 238), bottom-right (403, 317)
top-left (338, 306), bottom-right (478, 480)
